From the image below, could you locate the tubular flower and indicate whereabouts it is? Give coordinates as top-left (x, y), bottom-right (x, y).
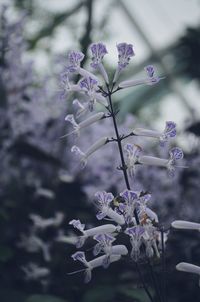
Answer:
top-left (95, 191), bottom-right (125, 225)
top-left (113, 43), bottom-right (135, 83)
top-left (138, 147), bottom-right (184, 177)
top-left (69, 219), bottom-right (120, 248)
top-left (93, 233), bottom-right (128, 268)
top-left (125, 226), bottom-right (145, 261)
top-left (90, 42), bottom-right (109, 84)
top-left (132, 121), bottom-right (176, 146)
top-left (79, 77), bottom-right (107, 111)
top-left (64, 112), bottom-right (105, 138)
top-left (71, 137), bottom-right (108, 168)
top-left (118, 65), bottom-right (163, 89)
top-left (143, 223), bottom-right (160, 258)
top-left (124, 143), bottom-right (142, 178)
top-left (67, 51), bottom-right (84, 73)
top-left (72, 99), bottom-right (88, 118)
top-left (66, 50), bottom-right (97, 80)
top-left (119, 190), bottom-right (139, 224)
top-left (171, 220), bottom-right (200, 231)
top-left (59, 73), bottom-right (81, 99)
top-left (72, 251), bottom-right (121, 283)
top-left (137, 194), bottom-right (158, 223)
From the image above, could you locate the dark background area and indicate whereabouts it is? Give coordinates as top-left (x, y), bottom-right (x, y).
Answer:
top-left (1, 1), bottom-right (200, 301)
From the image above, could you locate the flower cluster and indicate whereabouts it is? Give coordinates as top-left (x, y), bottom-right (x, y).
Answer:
top-left (61, 42), bottom-right (184, 288)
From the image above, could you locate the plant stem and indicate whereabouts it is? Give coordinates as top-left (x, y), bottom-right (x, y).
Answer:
top-left (106, 84), bottom-right (139, 225)
top-left (106, 84), bottom-right (155, 302)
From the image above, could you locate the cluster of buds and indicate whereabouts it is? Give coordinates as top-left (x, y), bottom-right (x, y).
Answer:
top-left (172, 220), bottom-right (200, 286)
top-left (61, 42), bottom-right (184, 284)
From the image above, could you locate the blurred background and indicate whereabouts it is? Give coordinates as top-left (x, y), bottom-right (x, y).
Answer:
top-left (1, 0), bottom-right (200, 302)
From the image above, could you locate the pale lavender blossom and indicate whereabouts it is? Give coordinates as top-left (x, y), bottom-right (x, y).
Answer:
top-left (138, 147), bottom-right (184, 177)
top-left (125, 226), bottom-right (145, 261)
top-left (119, 65), bottom-right (163, 89)
top-left (90, 42), bottom-right (109, 83)
top-left (79, 77), bottom-right (107, 111)
top-left (71, 137), bottom-right (108, 168)
top-left (64, 112), bottom-right (105, 138)
top-left (95, 191), bottom-right (125, 225)
top-left (67, 51), bottom-right (85, 73)
top-left (132, 121), bottom-right (176, 146)
top-left (71, 251), bottom-right (121, 283)
top-left (69, 219), bottom-right (120, 248)
top-left (119, 189), bottom-right (138, 224)
top-left (113, 42), bottom-right (135, 83)
top-left (124, 143), bottom-right (142, 178)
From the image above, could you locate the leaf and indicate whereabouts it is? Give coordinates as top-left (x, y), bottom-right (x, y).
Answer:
top-left (26, 295), bottom-right (67, 302)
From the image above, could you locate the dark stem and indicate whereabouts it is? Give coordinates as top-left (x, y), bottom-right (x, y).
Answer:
top-left (147, 261), bottom-right (162, 302)
top-left (136, 263), bottom-right (155, 302)
top-left (106, 84), bottom-right (140, 225)
top-left (106, 84), bottom-right (155, 302)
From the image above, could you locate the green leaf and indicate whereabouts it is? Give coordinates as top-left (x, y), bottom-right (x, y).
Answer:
top-left (26, 295), bottom-right (67, 302)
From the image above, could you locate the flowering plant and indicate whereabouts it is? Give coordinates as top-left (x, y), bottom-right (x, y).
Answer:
top-left (61, 42), bottom-right (185, 301)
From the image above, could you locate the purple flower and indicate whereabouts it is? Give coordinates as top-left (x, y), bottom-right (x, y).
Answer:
top-left (69, 219), bottom-right (85, 233)
top-left (67, 51), bottom-right (84, 73)
top-left (132, 121), bottom-right (176, 147)
top-left (160, 121), bottom-right (177, 146)
top-left (117, 43), bottom-right (135, 70)
top-left (95, 191), bottom-right (113, 220)
top-left (167, 147), bottom-right (184, 177)
top-left (71, 251), bottom-right (86, 262)
top-left (79, 76), bottom-right (98, 91)
top-left (95, 191), bottom-right (114, 205)
top-left (120, 189), bottom-right (138, 204)
top-left (144, 65), bottom-right (160, 85)
top-left (119, 190), bottom-right (139, 224)
top-left (125, 225), bottom-right (145, 237)
top-left (125, 226), bottom-right (145, 261)
top-left (169, 147), bottom-right (184, 160)
top-left (144, 65), bottom-right (155, 77)
top-left (79, 77), bottom-right (107, 111)
top-left (124, 144), bottom-right (142, 178)
top-left (95, 191), bottom-right (125, 225)
top-left (94, 233), bottom-right (115, 244)
top-left (90, 42), bottom-right (108, 69)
